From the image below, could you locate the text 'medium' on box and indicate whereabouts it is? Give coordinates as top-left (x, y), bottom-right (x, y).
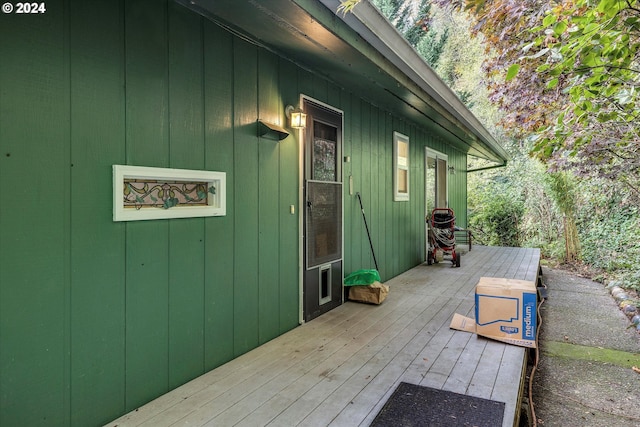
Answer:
top-left (449, 277), bottom-right (538, 348)
top-left (474, 277), bottom-right (537, 348)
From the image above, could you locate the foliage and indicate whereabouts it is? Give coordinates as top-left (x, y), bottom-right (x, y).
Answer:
top-left (371, 0), bottom-right (449, 68)
top-left (545, 172), bottom-right (580, 261)
top-left (417, 26), bottom-right (449, 67)
top-left (338, 0), bottom-right (362, 15)
top-left (467, 146), bottom-right (526, 247)
top-left (432, 0), bottom-right (640, 200)
top-left (429, 4), bottom-right (502, 128)
top-left (434, 0), bottom-right (559, 137)
top-left (529, 0), bottom-right (640, 201)
top-left (468, 185), bottom-right (524, 247)
top-left (515, 157), bottom-right (566, 258)
top-left (376, 0), bottom-right (431, 46)
top-left (470, 143), bottom-right (640, 279)
top-left (432, 0), bottom-right (640, 289)
top-left (345, 1), bottom-right (502, 131)
top-left (576, 179), bottom-right (640, 288)
top-left (468, 141), bottom-right (567, 255)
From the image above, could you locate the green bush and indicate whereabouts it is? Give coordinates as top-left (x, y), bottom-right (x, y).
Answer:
top-left (576, 180), bottom-right (640, 279)
top-left (468, 192), bottom-right (524, 247)
top-left (468, 145), bottom-right (640, 292)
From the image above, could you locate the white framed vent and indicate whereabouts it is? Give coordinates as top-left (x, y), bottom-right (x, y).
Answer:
top-left (113, 165), bottom-right (226, 221)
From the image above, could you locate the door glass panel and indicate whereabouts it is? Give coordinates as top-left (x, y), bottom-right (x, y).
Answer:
top-left (426, 150), bottom-right (448, 211)
top-left (312, 121), bottom-right (338, 182)
top-left (426, 156), bottom-right (436, 213)
top-left (437, 158), bottom-right (447, 207)
top-left (306, 181), bottom-right (342, 269)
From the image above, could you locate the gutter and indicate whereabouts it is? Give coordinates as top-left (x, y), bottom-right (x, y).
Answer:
top-left (466, 162), bottom-right (509, 173)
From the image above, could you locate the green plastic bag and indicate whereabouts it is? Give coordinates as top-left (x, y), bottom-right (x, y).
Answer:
top-left (344, 269), bottom-right (381, 286)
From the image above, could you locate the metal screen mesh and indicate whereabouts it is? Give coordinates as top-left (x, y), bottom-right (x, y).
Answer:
top-left (306, 181), bottom-right (342, 269)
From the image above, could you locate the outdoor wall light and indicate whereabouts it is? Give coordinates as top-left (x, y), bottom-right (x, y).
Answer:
top-left (448, 165), bottom-right (456, 175)
top-left (285, 105), bottom-right (307, 129)
top-left (258, 120), bottom-right (290, 141)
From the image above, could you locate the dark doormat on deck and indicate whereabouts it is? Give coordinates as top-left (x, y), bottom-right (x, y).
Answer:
top-left (371, 382), bottom-right (505, 427)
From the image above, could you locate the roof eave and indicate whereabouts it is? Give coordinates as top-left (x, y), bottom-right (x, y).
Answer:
top-left (177, 0), bottom-right (508, 164)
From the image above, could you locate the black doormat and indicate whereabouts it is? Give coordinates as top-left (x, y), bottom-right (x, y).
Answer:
top-left (371, 382), bottom-right (505, 427)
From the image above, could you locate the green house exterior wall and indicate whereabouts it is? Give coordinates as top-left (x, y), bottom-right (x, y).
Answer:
top-left (0, 1), bottom-right (467, 425)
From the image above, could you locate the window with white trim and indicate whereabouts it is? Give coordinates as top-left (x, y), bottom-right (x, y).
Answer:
top-left (393, 131), bottom-right (409, 201)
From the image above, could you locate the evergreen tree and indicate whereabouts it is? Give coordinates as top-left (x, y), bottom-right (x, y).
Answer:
top-left (372, 0), bottom-right (448, 68)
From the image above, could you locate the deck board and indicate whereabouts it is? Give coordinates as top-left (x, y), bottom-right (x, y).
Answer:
top-left (107, 246), bottom-right (540, 427)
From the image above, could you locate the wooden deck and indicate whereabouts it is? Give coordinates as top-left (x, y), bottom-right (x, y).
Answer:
top-left (107, 245), bottom-right (540, 427)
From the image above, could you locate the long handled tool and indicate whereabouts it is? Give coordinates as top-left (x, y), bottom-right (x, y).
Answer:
top-left (356, 192), bottom-right (379, 271)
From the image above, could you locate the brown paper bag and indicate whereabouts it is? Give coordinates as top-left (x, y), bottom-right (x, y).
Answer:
top-left (348, 281), bottom-right (389, 304)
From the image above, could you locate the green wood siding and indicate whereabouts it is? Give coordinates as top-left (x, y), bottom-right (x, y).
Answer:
top-left (167, 1), bottom-right (206, 391)
top-left (124, 0), bottom-right (171, 412)
top-left (0, 2), bottom-right (70, 425)
top-left (0, 1), bottom-right (469, 426)
top-left (341, 108), bottom-right (467, 279)
top-left (233, 39), bottom-right (260, 356)
top-left (68, 0), bottom-right (126, 423)
top-left (278, 59), bottom-right (302, 333)
top-left (202, 20), bottom-right (235, 371)
top-left (258, 50), bottom-right (283, 345)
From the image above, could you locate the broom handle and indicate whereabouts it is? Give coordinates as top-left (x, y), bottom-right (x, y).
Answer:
top-left (356, 192), bottom-right (379, 272)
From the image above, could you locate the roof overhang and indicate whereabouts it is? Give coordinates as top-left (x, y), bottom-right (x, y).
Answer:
top-left (176, 0), bottom-right (509, 164)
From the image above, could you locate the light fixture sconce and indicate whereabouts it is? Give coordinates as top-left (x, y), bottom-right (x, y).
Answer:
top-left (285, 105), bottom-right (307, 129)
top-left (448, 165), bottom-right (456, 175)
top-left (258, 120), bottom-right (290, 141)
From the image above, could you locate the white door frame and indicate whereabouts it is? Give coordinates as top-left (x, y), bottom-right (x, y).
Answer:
top-left (425, 147), bottom-right (449, 213)
top-left (425, 148), bottom-right (449, 260)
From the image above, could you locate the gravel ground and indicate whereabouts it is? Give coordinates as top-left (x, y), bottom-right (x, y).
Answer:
top-left (529, 267), bottom-right (640, 426)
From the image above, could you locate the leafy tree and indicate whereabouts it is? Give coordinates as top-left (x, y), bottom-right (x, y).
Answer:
top-left (430, 5), bottom-right (498, 125)
top-left (518, 160), bottom-right (565, 257)
top-left (430, 0), bottom-right (640, 201)
top-left (372, 1), bottom-right (499, 128)
top-left (467, 156), bottom-right (526, 247)
top-left (528, 0), bottom-right (640, 201)
top-left (545, 172), bottom-right (581, 261)
top-left (576, 178), bottom-right (640, 286)
top-left (468, 140), bottom-right (566, 256)
top-left (417, 26), bottom-right (449, 67)
top-left (433, 0), bottom-right (559, 137)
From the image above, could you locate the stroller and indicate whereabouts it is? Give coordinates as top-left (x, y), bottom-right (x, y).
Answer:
top-left (426, 208), bottom-right (460, 267)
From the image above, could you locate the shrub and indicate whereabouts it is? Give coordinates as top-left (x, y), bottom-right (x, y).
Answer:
top-left (468, 188), bottom-right (524, 247)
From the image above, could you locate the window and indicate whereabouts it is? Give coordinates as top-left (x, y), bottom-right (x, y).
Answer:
top-left (393, 131), bottom-right (409, 201)
top-left (113, 165), bottom-right (226, 221)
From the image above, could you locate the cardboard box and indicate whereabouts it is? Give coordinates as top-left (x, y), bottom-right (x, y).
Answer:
top-left (450, 277), bottom-right (537, 348)
top-left (348, 281), bottom-right (389, 305)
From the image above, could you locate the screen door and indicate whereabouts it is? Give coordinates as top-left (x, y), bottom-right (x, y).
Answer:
top-left (303, 100), bottom-right (343, 322)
